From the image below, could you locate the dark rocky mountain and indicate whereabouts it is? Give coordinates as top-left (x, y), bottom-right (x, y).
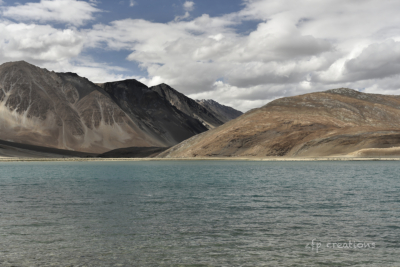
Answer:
top-left (151, 84), bottom-right (224, 129)
top-left (196, 99), bottom-right (243, 123)
top-left (0, 61), bottom-right (219, 153)
top-left (97, 80), bottom-right (208, 146)
top-left (158, 88), bottom-right (400, 158)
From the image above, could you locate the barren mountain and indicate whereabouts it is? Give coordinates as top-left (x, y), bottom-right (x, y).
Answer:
top-left (158, 88), bottom-right (400, 158)
top-left (196, 99), bottom-right (243, 123)
top-left (97, 80), bottom-right (207, 146)
top-left (0, 61), bottom-right (208, 153)
top-left (151, 84), bottom-right (223, 129)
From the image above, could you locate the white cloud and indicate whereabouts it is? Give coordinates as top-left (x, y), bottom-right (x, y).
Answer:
top-left (344, 40), bottom-right (400, 82)
top-left (89, 0), bottom-right (400, 111)
top-left (129, 0), bottom-right (136, 7)
top-left (0, 19), bottom-right (136, 84)
top-left (0, 21), bottom-right (84, 62)
top-left (87, 11), bottom-right (334, 98)
top-left (2, 0), bottom-right (101, 26)
top-left (41, 58), bottom-right (139, 83)
top-left (4, 0), bottom-right (400, 111)
top-left (183, 1), bottom-right (195, 12)
top-left (175, 1), bottom-right (195, 21)
top-left (174, 12), bottom-right (190, 22)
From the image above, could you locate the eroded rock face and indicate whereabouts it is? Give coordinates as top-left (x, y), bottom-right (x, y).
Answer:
top-left (158, 89), bottom-right (400, 158)
top-left (0, 61), bottom-right (166, 153)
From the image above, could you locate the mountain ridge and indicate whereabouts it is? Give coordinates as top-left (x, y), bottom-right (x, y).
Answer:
top-left (0, 61), bottom-right (242, 154)
top-left (151, 83), bottom-right (224, 129)
top-left (195, 99), bottom-right (243, 123)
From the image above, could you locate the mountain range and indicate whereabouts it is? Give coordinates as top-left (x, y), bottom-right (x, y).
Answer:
top-left (0, 61), bottom-right (242, 155)
top-left (3, 60), bottom-right (400, 159)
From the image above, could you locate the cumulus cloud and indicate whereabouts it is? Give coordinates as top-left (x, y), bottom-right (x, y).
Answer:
top-left (1, 0), bottom-right (101, 26)
top-left (87, 9), bottom-right (335, 101)
top-left (92, 0), bottom-right (400, 111)
top-left (0, 19), bottom-right (134, 84)
top-left (183, 1), bottom-right (195, 12)
top-left (344, 40), bottom-right (400, 82)
top-left (0, 21), bottom-right (84, 63)
top-left (175, 1), bottom-right (195, 21)
top-left (4, 0), bottom-right (400, 111)
top-left (41, 58), bottom-right (139, 83)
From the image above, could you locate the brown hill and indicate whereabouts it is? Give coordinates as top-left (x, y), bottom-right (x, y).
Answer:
top-left (158, 88), bottom-right (400, 158)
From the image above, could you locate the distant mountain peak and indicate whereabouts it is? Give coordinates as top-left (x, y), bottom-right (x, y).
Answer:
top-left (6, 60), bottom-right (32, 66)
top-left (98, 78), bottom-right (148, 89)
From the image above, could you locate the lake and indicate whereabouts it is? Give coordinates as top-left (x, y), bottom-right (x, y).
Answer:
top-left (0, 161), bottom-right (399, 266)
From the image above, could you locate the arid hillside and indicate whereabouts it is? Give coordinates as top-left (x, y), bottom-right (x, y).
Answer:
top-left (158, 88), bottom-right (400, 158)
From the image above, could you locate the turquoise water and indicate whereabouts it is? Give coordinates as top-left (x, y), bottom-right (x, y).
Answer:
top-left (0, 161), bottom-right (399, 266)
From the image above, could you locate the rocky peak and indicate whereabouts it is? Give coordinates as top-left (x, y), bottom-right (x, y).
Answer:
top-left (325, 88), bottom-right (361, 96)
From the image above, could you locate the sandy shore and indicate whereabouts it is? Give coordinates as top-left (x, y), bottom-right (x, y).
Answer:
top-left (1, 156), bottom-right (400, 162)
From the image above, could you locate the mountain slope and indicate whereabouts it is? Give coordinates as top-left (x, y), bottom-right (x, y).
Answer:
top-left (196, 99), bottom-right (243, 123)
top-left (158, 88), bottom-right (400, 158)
top-left (151, 84), bottom-right (224, 129)
top-left (97, 80), bottom-right (208, 145)
top-left (0, 61), bottom-right (168, 153)
top-left (0, 61), bottom-right (211, 153)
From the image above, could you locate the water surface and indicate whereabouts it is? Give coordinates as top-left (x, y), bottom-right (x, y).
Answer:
top-left (0, 161), bottom-right (399, 266)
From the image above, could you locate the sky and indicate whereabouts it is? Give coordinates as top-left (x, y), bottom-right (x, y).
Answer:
top-left (1, 0), bottom-right (400, 111)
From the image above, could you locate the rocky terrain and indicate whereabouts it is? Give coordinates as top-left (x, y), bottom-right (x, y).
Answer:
top-left (151, 84), bottom-right (223, 129)
top-left (0, 61), bottom-right (241, 154)
top-left (158, 88), bottom-right (400, 158)
top-left (97, 80), bottom-right (208, 146)
top-left (196, 99), bottom-right (243, 123)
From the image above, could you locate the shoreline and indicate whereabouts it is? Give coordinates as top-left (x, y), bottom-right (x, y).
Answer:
top-left (1, 156), bottom-right (400, 162)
